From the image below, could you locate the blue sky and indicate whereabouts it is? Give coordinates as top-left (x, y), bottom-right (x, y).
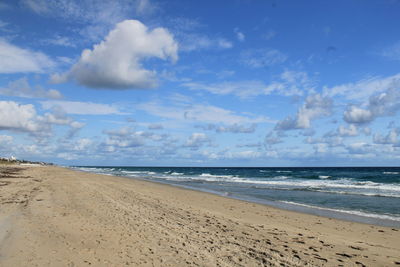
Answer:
top-left (0, 0), bottom-right (400, 166)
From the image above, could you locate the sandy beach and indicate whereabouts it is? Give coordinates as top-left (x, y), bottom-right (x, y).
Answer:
top-left (0, 165), bottom-right (399, 266)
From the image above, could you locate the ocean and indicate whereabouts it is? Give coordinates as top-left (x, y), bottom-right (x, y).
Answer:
top-left (72, 166), bottom-right (400, 227)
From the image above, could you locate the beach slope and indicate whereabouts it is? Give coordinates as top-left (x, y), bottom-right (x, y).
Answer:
top-left (0, 165), bottom-right (399, 266)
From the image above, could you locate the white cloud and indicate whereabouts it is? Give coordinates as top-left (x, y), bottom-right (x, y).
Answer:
top-left (57, 56), bottom-right (75, 65)
top-left (44, 112), bottom-right (72, 125)
top-left (305, 136), bottom-right (344, 148)
top-left (236, 142), bottom-right (262, 148)
top-left (346, 142), bottom-right (374, 155)
top-left (265, 131), bottom-right (283, 145)
top-left (167, 17), bottom-right (204, 32)
top-left (234, 28), bottom-right (245, 42)
top-left (41, 100), bottom-right (125, 115)
top-left (184, 104), bottom-right (270, 124)
top-left (21, 0), bottom-right (50, 14)
top-left (183, 80), bottom-right (267, 98)
top-left (0, 135), bottom-right (13, 144)
top-left (66, 121), bottom-right (85, 138)
top-left (42, 35), bottom-right (76, 47)
top-left (275, 94), bottom-right (333, 130)
top-left (0, 101), bottom-right (78, 136)
top-left (343, 86), bottom-right (400, 124)
top-left (0, 77), bottom-right (62, 99)
top-left (197, 123), bottom-right (256, 134)
top-left (218, 39), bottom-right (233, 49)
top-left (224, 150), bottom-right (262, 159)
top-left (373, 129), bottom-right (399, 145)
top-left (225, 124), bottom-right (255, 134)
top-left (0, 39), bottom-right (55, 73)
top-left (70, 121), bottom-right (85, 129)
top-left (368, 87), bottom-right (400, 116)
top-left (264, 70), bottom-right (316, 96)
top-left (22, 0), bottom-right (157, 41)
top-left (183, 71), bottom-right (315, 98)
top-left (138, 101), bottom-right (272, 125)
top-left (148, 123), bottom-right (163, 130)
top-left (135, 0), bottom-right (156, 16)
top-left (240, 48), bottom-right (287, 68)
top-left (52, 20), bottom-right (178, 89)
top-left (103, 127), bottom-right (145, 150)
top-left (72, 138), bottom-right (93, 151)
top-left (338, 124), bottom-right (358, 137)
top-left (184, 133), bottom-right (210, 149)
top-left (381, 41), bottom-right (400, 61)
top-left (343, 106), bottom-right (373, 124)
top-left (323, 73), bottom-right (400, 101)
top-left (178, 34), bottom-right (232, 52)
top-left (202, 149), bottom-right (264, 160)
top-left (98, 127), bottom-right (171, 154)
top-left (237, 32), bottom-right (245, 42)
top-left (0, 101), bottom-right (43, 132)
top-left (314, 143), bottom-right (328, 154)
top-left (167, 17), bottom-right (232, 52)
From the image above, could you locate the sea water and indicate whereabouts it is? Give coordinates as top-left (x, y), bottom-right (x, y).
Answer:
top-left (72, 166), bottom-right (400, 227)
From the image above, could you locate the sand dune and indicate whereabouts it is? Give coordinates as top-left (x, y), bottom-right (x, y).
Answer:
top-left (0, 165), bottom-right (399, 266)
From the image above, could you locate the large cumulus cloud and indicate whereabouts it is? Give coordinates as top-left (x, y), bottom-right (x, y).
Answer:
top-left (53, 20), bottom-right (178, 89)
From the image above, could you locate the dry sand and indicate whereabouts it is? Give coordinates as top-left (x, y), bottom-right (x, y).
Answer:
top-left (0, 165), bottom-right (399, 266)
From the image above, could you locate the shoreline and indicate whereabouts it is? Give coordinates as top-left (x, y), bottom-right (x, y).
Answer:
top-left (1, 165), bottom-right (399, 266)
top-left (73, 166), bottom-right (400, 228)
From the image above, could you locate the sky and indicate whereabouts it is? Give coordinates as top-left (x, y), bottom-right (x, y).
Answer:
top-left (0, 0), bottom-right (400, 166)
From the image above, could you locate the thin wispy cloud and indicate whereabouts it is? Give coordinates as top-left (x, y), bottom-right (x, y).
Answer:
top-left (240, 48), bottom-right (287, 68)
top-left (0, 77), bottom-right (62, 99)
top-left (41, 100), bottom-right (127, 115)
top-left (0, 39), bottom-right (55, 73)
top-left (380, 41), bottom-right (400, 61)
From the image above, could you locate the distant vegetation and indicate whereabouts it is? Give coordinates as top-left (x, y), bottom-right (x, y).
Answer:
top-left (0, 157), bottom-right (53, 166)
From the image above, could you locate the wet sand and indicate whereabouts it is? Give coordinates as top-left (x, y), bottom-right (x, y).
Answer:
top-left (0, 165), bottom-right (399, 266)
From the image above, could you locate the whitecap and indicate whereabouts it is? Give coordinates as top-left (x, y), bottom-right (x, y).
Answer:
top-left (280, 201), bottom-right (400, 222)
top-left (319, 175), bottom-right (330, 179)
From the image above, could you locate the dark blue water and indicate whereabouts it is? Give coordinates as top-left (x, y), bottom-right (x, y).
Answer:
top-left (72, 166), bottom-right (400, 227)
